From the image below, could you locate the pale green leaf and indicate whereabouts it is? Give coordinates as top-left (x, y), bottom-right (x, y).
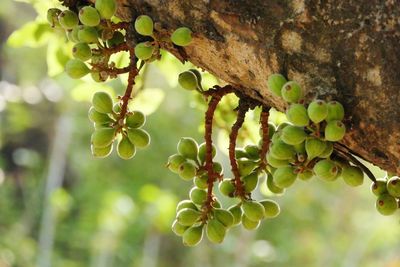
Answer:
top-left (7, 20), bottom-right (52, 48)
top-left (128, 88), bottom-right (165, 115)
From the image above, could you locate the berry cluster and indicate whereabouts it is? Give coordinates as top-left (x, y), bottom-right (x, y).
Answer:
top-left (371, 175), bottom-right (400, 215)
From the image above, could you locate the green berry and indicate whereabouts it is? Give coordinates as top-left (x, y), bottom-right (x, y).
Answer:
top-left (319, 142), bottom-right (333, 158)
top-left (177, 137), bottom-right (198, 160)
top-left (326, 101), bottom-right (345, 121)
top-left (193, 175), bottom-right (208, 189)
top-left (242, 172), bottom-right (259, 193)
top-left (270, 140), bottom-right (295, 160)
top-left (293, 142), bottom-right (306, 154)
top-left (198, 142), bottom-right (216, 163)
top-left (178, 162), bottom-right (196, 181)
top-left (78, 26), bottom-right (99, 43)
top-left (172, 220), bottom-right (188, 236)
top-left (235, 148), bottom-right (249, 159)
top-left (281, 125), bottom-right (307, 145)
top-left (305, 138), bottom-right (327, 160)
top-left (189, 69), bottom-right (202, 85)
top-left (88, 107), bottom-right (113, 124)
top-left (189, 187), bottom-right (207, 206)
top-left (72, 43), bottom-right (92, 61)
top-left (67, 27), bottom-right (80, 43)
top-left (237, 159), bottom-right (257, 177)
top-left (267, 74), bottom-right (287, 97)
top-left (177, 208), bottom-right (201, 226)
top-left (182, 225), bottom-right (203, 246)
top-left (117, 136), bottom-right (136, 159)
top-left (266, 153), bottom-right (289, 168)
top-left (387, 176), bottom-right (400, 198)
top-left (375, 194), bottom-right (398, 216)
top-left (286, 104), bottom-right (309, 127)
top-left (65, 59), bottom-right (90, 79)
top-left (214, 209), bottom-right (234, 228)
top-left (266, 172), bottom-right (285, 194)
top-left (228, 205), bottom-right (242, 226)
top-left (324, 120), bottom-right (346, 141)
top-left (241, 201), bottom-right (265, 222)
top-left (79, 6), bottom-right (100, 27)
top-left (178, 71), bottom-right (198, 90)
top-left (297, 170), bottom-right (314, 181)
top-left (371, 179), bottom-right (388, 196)
top-left (95, 0), bottom-right (117, 19)
top-left (307, 100), bottom-right (328, 124)
top-left (107, 31), bottom-right (125, 47)
top-left (126, 111), bottom-right (145, 128)
top-left (167, 154), bottom-right (186, 173)
top-left (244, 145), bottom-right (260, 160)
top-left (281, 81), bottom-right (303, 103)
top-left (219, 179), bottom-right (235, 197)
top-left (91, 144), bottom-right (113, 158)
top-left (273, 166), bottom-right (297, 188)
top-left (171, 27), bottom-right (193, 46)
top-left (47, 8), bottom-right (62, 27)
top-left (92, 92), bottom-right (113, 114)
top-left (206, 218), bottom-right (226, 244)
top-left (58, 10), bottom-right (78, 30)
top-left (91, 127), bottom-right (116, 148)
top-left (134, 15), bottom-right (154, 36)
top-left (176, 200), bottom-right (198, 212)
top-left (127, 129), bottom-right (150, 148)
top-left (241, 215), bottom-right (260, 230)
top-left (341, 165), bottom-right (364, 187)
top-left (113, 103), bottom-right (121, 113)
top-left (134, 42), bottom-right (155, 60)
top-left (313, 159), bottom-right (339, 181)
top-left (259, 199), bottom-right (280, 218)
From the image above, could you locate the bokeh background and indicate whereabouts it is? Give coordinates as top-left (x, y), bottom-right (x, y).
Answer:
top-left (0, 1), bottom-right (399, 267)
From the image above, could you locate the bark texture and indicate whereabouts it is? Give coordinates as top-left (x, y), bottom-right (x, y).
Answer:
top-left (116, 0), bottom-right (400, 175)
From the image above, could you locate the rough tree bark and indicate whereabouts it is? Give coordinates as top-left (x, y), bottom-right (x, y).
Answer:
top-left (116, 0), bottom-right (400, 175)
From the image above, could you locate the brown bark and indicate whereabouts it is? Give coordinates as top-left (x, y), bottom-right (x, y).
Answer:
top-left (116, 0), bottom-right (400, 175)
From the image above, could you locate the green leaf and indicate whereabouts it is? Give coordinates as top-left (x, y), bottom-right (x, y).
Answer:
top-left (46, 37), bottom-right (71, 77)
top-left (7, 21), bottom-right (52, 48)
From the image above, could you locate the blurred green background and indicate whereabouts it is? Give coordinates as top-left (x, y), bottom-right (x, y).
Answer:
top-left (0, 1), bottom-right (399, 267)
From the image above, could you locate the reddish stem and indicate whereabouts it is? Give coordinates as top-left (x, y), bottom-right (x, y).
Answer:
top-left (258, 106), bottom-right (270, 170)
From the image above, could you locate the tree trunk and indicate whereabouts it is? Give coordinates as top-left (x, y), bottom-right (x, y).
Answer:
top-left (116, 0), bottom-right (400, 175)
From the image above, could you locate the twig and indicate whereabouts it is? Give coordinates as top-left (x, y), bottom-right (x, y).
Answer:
top-left (258, 106), bottom-right (270, 170)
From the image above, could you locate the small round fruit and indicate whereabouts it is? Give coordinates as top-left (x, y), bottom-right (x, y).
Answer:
top-left (259, 199), bottom-right (280, 218)
top-left (286, 103), bottom-right (309, 127)
top-left (242, 172), bottom-right (259, 193)
top-left (244, 145), bottom-right (260, 160)
top-left (91, 127), bottom-right (116, 148)
top-left (219, 179), bottom-right (235, 197)
top-left (324, 120), bottom-right (346, 141)
top-left (266, 153), bottom-right (289, 168)
top-left (172, 220), bottom-right (188, 236)
top-left (178, 162), bottom-right (196, 181)
top-left (305, 138), bottom-right (327, 160)
top-left (72, 43), bottom-right (92, 61)
top-left (241, 215), bottom-right (260, 230)
top-left (167, 154), bottom-right (186, 173)
top-left (47, 8), bottom-right (62, 27)
top-left (176, 200), bottom-right (197, 212)
top-left (92, 91), bottom-right (113, 114)
top-left (189, 69), bottom-right (202, 85)
top-left (189, 187), bottom-right (207, 206)
top-left (206, 218), bottom-right (226, 244)
top-left (267, 74), bottom-right (287, 97)
top-left (135, 42), bottom-right (155, 60)
top-left (307, 100), bottom-right (328, 124)
top-left (266, 172), bottom-right (285, 194)
top-left (341, 165), bottom-right (364, 187)
top-left (387, 176), bottom-right (400, 198)
top-left (67, 27), bottom-right (80, 43)
top-left (65, 59), bottom-right (90, 79)
top-left (270, 140), bottom-right (295, 160)
top-left (194, 175), bottom-right (208, 189)
top-left (273, 166), bottom-right (297, 188)
top-left (177, 137), bottom-right (198, 160)
top-left (326, 101), bottom-right (345, 121)
top-left (370, 179), bottom-right (388, 196)
top-left (198, 142), bottom-right (216, 163)
top-left (241, 201), bottom-right (265, 222)
top-left (77, 26), bottom-right (99, 43)
top-left (375, 193), bottom-right (398, 216)
top-left (214, 209), bottom-right (234, 228)
top-left (281, 125), bottom-right (307, 145)
top-left (127, 129), bottom-right (150, 148)
top-left (281, 81), bottom-right (303, 103)
top-left (297, 170), bottom-right (314, 181)
top-left (319, 142), bottom-right (333, 158)
top-left (238, 159), bottom-right (257, 177)
top-left (88, 107), bottom-right (113, 124)
top-left (58, 10), bottom-right (78, 30)
top-left (117, 136), bottom-right (136, 159)
top-left (95, 0), bottom-right (117, 19)
top-left (228, 205), bottom-right (242, 226)
top-left (126, 111), bottom-right (145, 128)
top-left (178, 71), bottom-right (198, 90)
top-left (313, 159), bottom-right (339, 181)
top-left (171, 27), bottom-right (192, 46)
top-left (134, 15), bottom-right (154, 36)
top-left (91, 144), bottom-right (113, 158)
top-left (79, 6), bottom-right (100, 27)
top-left (177, 208), bottom-right (201, 226)
top-left (182, 225), bottom-right (203, 246)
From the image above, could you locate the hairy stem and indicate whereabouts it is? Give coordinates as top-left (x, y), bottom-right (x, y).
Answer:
top-left (258, 106), bottom-right (270, 170)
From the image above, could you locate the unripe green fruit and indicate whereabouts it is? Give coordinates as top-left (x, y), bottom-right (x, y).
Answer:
top-left (134, 42), bottom-right (155, 60)
top-left (182, 225), bottom-right (203, 246)
top-left (324, 120), bottom-right (346, 141)
top-left (79, 6), bottom-right (100, 26)
top-left (242, 201), bottom-right (265, 222)
top-left (92, 91), bottom-right (113, 114)
top-left (117, 136), bottom-right (136, 159)
top-left (326, 101), bottom-right (345, 121)
top-left (88, 107), bottom-right (113, 124)
top-left (371, 179), bottom-right (388, 196)
top-left (95, 0), bottom-right (117, 19)
top-left (214, 209), bottom-right (234, 228)
top-left (270, 140), bottom-right (295, 160)
top-left (178, 71), bottom-right (198, 90)
top-left (305, 138), bottom-right (327, 160)
top-left (219, 179), bottom-right (235, 197)
top-left (286, 104), bottom-right (309, 127)
top-left (67, 27), bottom-right (80, 43)
top-left (375, 193), bottom-right (398, 216)
top-left (238, 159), bottom-right (257, 177)
top-left (266, 172), bottom-right (285, 194)
top-left (273, 166), bottom-right (297, 188)
top-left (189, 187), bottom-right (207, 205)
top-left (319, 142), bottom-right (333, 158)
top-left (307, 100), bottom-right (328, 123)
top-left (127, 129), bottom-right (150, 148)
top-left (194, 175), bottom-right (208, 189)
top-left (244, 145), bottom-right (260, 160)
top-left (241, 215), bottom-right (260, 230)
top-left (113, 103), bottom-right (121, 113)
top-left (206, 218), bottom-right (226, 244)
top-left (281, 81), bottom-right (303, 103)
top-left (297, 170), bottom-right (314, 181)
top-left (228, 205), bottom-right (242, 226)
top-left (266, 153), bottom-right (290, 168)
top-left (198, 142), bottom-right (216, 163)
top-left (77, 26), bottom-right (99, 43)
top-left (341, 165), bottom-right (364, 187)
top-left (267, 122), bottom-right (276, 139)
top-left (107, 31), bottom-right (125, 47)
top-left (189, 69), bottom-right (202, 85)
top-left (176, 200), bottom-right (198, 212)
top-left (65, 59), bottom-right (90, 79)
top-left (178, 162), bottom-right (196, 181)
top-left (172, 220), bottom-right (188, 236)
top-left (177, 208), bottom-right (201, 226)
top-left (267, 74), bottom-right (287, 97)
top-left (171, 27), bottom-right (193, 46)
top-left (72, 43), bottom-right (92, 61)
top-left (91, 127), bottom-right (116, 148)
top-left (177, 137), bottom-right (198, 160)
top-left (313, 159), bottom-right (339, 181)
top-left (242, 172), bottom-right (259, 193)
top-left (167, 154), bottom-right (186, 173)
top-left (276, 122), bottom-right (291, 131)
top-left (134, 15), bottom-right (154, 36)
top-left (212, 200), bottom-right (222, 209)
top-left (47, 8), bottom-right (61, 27)
top-left (91, 144), bottom-right (113, 158)
top-left (58, 10), bottom-right (78, 30)
top-left (235, 148), bottom-right (249, 159)
top-left (259, 199), bottom-right (280, 218)
top-left (387, 176), bottom-right (400, 198)
top-left (281, 125), bottom-right (307, 145)
top-left (126, 111), bottom-right (145, 128)
top-left (91, 71), bottom-right (107, 83)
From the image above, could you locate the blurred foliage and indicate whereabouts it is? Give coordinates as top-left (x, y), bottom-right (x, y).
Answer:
top-left (0, 0), bottom-right (399, 267)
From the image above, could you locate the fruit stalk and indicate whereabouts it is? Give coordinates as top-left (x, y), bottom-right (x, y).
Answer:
top-left (258, 106), bottom-right (270, 169)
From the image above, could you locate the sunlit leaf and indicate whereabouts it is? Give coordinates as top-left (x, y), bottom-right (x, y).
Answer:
top-left (128, 88), bottom-right (165, 115)
top-left (7, 21), bottom-right (52, 48)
